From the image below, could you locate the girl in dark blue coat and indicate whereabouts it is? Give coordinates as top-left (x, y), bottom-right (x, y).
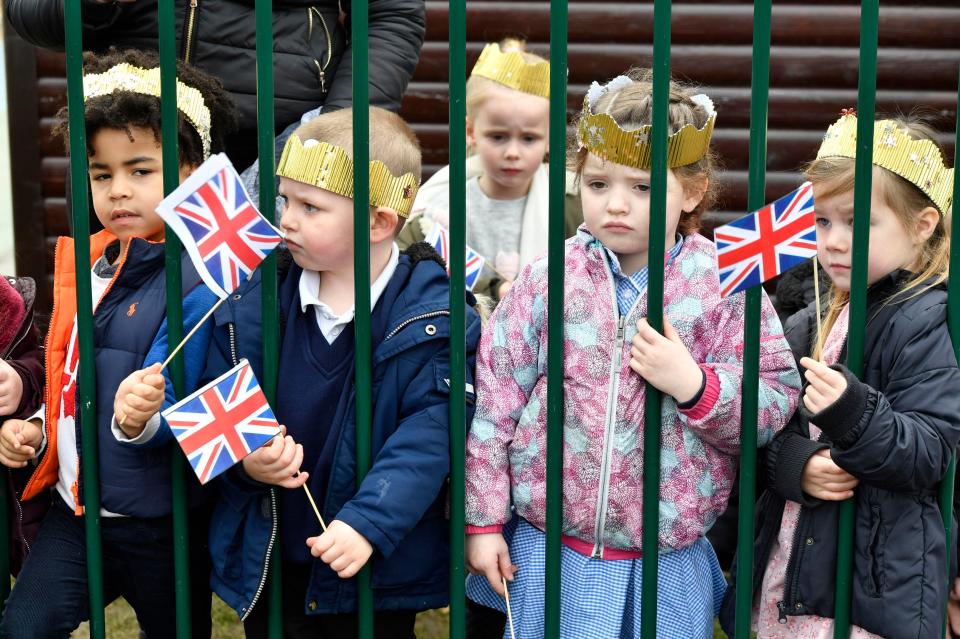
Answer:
top-left (722, 114), bottom-right (960, 639)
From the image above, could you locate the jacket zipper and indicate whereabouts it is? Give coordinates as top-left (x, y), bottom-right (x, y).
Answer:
top-left (592, 315), bottom-right (625, 558)
top-left (228, 320), bottom-right (279, 621)
top-left (384, 310), bottom-right (449, 341)
top-left (308, 7), bottom-right (333, 92)
top-left (184, 0), bottom-right (199, 64)
top-left (779, 505), bottom-right (807, 622)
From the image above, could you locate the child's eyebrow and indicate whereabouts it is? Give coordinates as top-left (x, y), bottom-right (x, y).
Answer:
top-left (87, 156), bottom-right (159, 170)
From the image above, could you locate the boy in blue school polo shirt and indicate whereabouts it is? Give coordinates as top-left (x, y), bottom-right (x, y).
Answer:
top-left (206, 106), bottom-right (481, 638)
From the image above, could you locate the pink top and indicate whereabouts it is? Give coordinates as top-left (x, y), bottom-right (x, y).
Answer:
top-left (754, 305), bottom-right (880, 638)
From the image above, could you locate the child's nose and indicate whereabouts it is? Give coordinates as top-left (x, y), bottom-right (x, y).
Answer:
top-left (606, 188), bottom-right (629, 215)
top-left (109, 176), bottom-right (132, 200)
top-left (504, 140), bottom-right (520, 159)
top-left (823, 227), bottom-right (849, 252)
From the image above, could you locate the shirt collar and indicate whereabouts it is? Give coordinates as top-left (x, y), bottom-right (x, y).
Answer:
top-left (604, 233), bottom-right (684, 278)
top-left (299, 242), bottom-right (400, 317)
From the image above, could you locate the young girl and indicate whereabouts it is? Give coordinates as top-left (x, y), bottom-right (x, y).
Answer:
top-left (463, 69), bottom-right (802, 638)
top-left (398, 38), bottom-right (581, 302)
top-left (720, 114), bottom-right (960, 639)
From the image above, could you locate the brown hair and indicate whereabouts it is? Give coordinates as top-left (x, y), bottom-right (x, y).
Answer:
top-left (569, 68), bottom-right (718, 236)
top-left (466, 38), bottom-right (549, 120)
top-left (806, 117), bottom-right (951, 359)
top-left (291, 106), bottom-right (421, 233)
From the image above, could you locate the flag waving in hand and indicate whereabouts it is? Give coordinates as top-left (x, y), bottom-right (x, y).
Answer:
top-left (156, 153), bottom-right (282, 299)
top-left (163, 360), bottom-right (280, 484)
top-left (714, 181), bottom-right (817, 297)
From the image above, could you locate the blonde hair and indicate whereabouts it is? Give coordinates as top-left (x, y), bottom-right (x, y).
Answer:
top-left (569, 68), bottom-right (719, 236)
top-left (806, 117), bottom-right (951, 359)
top-left (466, 38), bottom-right (549, 120)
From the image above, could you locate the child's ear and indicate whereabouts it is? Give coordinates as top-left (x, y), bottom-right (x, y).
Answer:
top-left (913, 205), bottom-right (940, 244)
top-left (465, 115), bottom-right (476, 148)
top-left (178, 162), bottom-right (200, 182)
top-left (682, 176), bottom-right (709, 213)
top-left (370, 206), bottom-right (400, 242)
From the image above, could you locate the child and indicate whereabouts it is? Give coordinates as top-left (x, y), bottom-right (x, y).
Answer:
top-left (398, 39), bottom-right (581, 302)
top-left (0, 275), bottom-right (46, 576)
top-left (463, 69), bottom-right (802, 638)
top-left (205, 106), bottom-right (482, 638)
top-left (0, 48), bottom-right (237, 638)
top-left (720, 114), bottom-right (960, 639)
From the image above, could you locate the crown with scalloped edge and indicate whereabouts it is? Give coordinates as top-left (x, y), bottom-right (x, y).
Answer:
top-left (817, 114), bottom-right (954, 215)
top-left (83, 62), bottom-right (212, 159)
top-left (276, 135), bottom-right (420, 218)
top-left (576, 76), bottom-right (717, 171)
top-left (470, 42), bottom-right (550, 99)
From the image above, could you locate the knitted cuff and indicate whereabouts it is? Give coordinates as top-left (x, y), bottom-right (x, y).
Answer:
top-left (774, 434), bottom-right (831, 507)
top-left (803, 365), bottom-right (868, 448)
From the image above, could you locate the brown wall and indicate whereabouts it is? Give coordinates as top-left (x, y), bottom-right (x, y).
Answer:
top-left (8, 0), bottom-right (960, 319)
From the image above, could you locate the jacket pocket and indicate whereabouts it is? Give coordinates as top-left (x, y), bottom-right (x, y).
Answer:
top-left (864, 504), bottom-right (886, 597)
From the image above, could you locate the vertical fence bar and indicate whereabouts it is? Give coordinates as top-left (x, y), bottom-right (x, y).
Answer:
top-left (447, 1), bottom-right (467, 637)
top-left (350, 2), bottom-right (374, 637)
top-left (252, 1), bottom-right (281, 637)
top-left (0, 487), bottom-right (6, 613)
top-left (639, 1), bottom-right (671, 636)
top-left (63, 1), bottom-right (106, 636)
top-left (834, 2), bottom-right (879, 637)
top-left (733, 1), bottom-right (772, 637)
top-left (157, 0), bottom-right (192, 636)
top-left (543, 1), bottom-right (568, 636)
top-left (941, 65), bottom-right (960, 638)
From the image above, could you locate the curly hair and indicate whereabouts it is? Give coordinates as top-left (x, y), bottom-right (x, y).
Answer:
top-left (52, 48), bottom-right (238, 167)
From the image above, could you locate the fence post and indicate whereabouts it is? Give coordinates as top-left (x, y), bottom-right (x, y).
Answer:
top-left (834, 2), bottom-right (879, 637)
top-left (733, 1), bottom-right (772, 636)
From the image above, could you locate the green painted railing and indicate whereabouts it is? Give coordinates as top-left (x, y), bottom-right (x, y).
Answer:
top-left (8, 2), bottom-right (959, 639)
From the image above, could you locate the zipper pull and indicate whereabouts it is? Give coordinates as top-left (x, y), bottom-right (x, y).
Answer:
top-left (616, 316), bottom-right (626, 342)
top-left (190, 0), bottom-right (197, 7)
top-left (319, 69), bottom-right (326, 93)
top-left (777, 601), bottom-right (787, 623)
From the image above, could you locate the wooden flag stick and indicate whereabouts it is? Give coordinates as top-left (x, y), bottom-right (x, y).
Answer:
top-left (503, 577), bottom-right (517, 639)
top-left (813, 257), bottom-right (824, 360)
top-left (302, 483), bottom-right (328, 532)
top-left (118, 295), bottom-right (228, 427)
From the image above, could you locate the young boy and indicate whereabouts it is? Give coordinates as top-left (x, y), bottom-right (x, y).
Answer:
top-left (0, 48), bottom-right (237, 638)
top-left (205, 107), bottom-right (482, 638)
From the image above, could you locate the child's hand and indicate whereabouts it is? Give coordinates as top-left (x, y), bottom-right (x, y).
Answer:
top-left (629, 318), bottom-right (703, 404)
top-left (114, 363), bottom-right (165, 437)
top-left (0, 418), bottom-right (43, 468)
top-left (799, 357), bottom-right (847, 414)
top-left (497, 280), bottom-right (513, 300)
top-left (241, 425), bottom-right (309, 488)
top-left (466, 532), bottom-right (516, 597)
top-left (307, 520), bottom-right (374, 578)
top-left (801, 449), bottom-right (858, 501)
top-left (0, 359), bottom-right (24, 417)
top-left (948, 578), bottom-right (960, 638)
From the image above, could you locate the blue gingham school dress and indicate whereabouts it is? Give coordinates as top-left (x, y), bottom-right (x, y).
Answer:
top-left (466, 517), bottom-right (727, 639)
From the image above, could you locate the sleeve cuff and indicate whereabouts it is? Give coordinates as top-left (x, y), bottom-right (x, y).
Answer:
top-left (678, 367), bottom-right (720, 420)
top-left (28, 405), bottom-right (46, 460)
top-left (111, 412), bottom-right (161, 444)
top-left (466, 525), bottom-right (504, 535)
top-left (803, 365), bottom-right (869, 448)
top-left (773, 434), bottom-right (830, 507)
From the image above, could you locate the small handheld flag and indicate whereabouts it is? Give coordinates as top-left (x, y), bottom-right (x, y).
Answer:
top-left (163, 359), bottom-right (280, 484)
top-left (714, 181), bottom-right (817, 297)
top-left (155, 153), bottom-right (283, 299)
top-left (424, 223), bottom-right (487, 292)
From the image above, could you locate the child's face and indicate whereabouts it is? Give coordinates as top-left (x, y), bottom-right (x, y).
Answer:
top-left (278, 177), bottom-right (356, 273)
top-left (466, 85), bottom-right (549, 200)
top-left (813, 177), bottom-right (922, 291)
top-left (580, 153), bottom-right (701, 275)
top-left (88, 126), bottom-right (191, 247)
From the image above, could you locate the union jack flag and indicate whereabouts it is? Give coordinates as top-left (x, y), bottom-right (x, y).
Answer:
top-left (714, 182), bottom-right (818, 297)
top-left (163, 360), bottom-right (280, 484)
top-left (424, 223), bottom-right (486, 291)
top-left (156, 153), bottom-right (282, 298)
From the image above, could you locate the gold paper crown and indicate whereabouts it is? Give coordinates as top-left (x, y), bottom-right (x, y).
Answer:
top-left (276, 135), bottom-right (420, 217)
top-left (817, 114), bottom-right (954, 215)
top-left (470, 43), bottom-right (550, 99)
top-left (83, 62), bottom-right (213, 159)
top-left (576, 76), bottom-right (716, 170)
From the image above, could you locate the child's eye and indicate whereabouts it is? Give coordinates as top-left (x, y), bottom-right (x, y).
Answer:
top-left (303, 203), bottom-right (318, 213)
top-left (91, 173), bottom-right (110, 182)
top-left (815, 217), bottom-right (830, 228)
top-left (587, 180), bottom-right (606, 190)
top-left (132, 168), bottom-right (152, 177)
top-left (523, 135), bottom-right (540, 143)
top-left (486, 133), bottom-right (506, 142)
top-left (634, 183), bottom-right (651, 193)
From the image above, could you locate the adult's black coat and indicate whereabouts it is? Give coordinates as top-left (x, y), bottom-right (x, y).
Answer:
top-left (6, 0), bottom-right (426, 167)
top-left (720, 271), bottom-right (960, 639)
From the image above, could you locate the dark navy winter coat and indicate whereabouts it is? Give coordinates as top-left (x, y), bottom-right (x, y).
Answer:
top-left (206, 246), bottom-right (481, 618)
top-left (721, 271), bottom-right (960, 639)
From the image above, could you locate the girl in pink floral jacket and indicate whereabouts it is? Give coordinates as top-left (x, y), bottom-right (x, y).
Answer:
top-left (463, 70), bottom-right (802, 639)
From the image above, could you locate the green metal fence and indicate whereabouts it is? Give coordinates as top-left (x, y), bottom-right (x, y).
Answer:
top-left (3, 1), bottom-right (959, 638)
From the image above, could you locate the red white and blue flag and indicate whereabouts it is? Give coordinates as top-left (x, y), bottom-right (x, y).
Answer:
top-left (425, 223), bottom-right (486, 292)
top-left (156, 153), bottom-right (282, 298)
top-left (162, 359), bottom-right (280, 484)
top-left (714, 182), bottom-right (817, 297)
